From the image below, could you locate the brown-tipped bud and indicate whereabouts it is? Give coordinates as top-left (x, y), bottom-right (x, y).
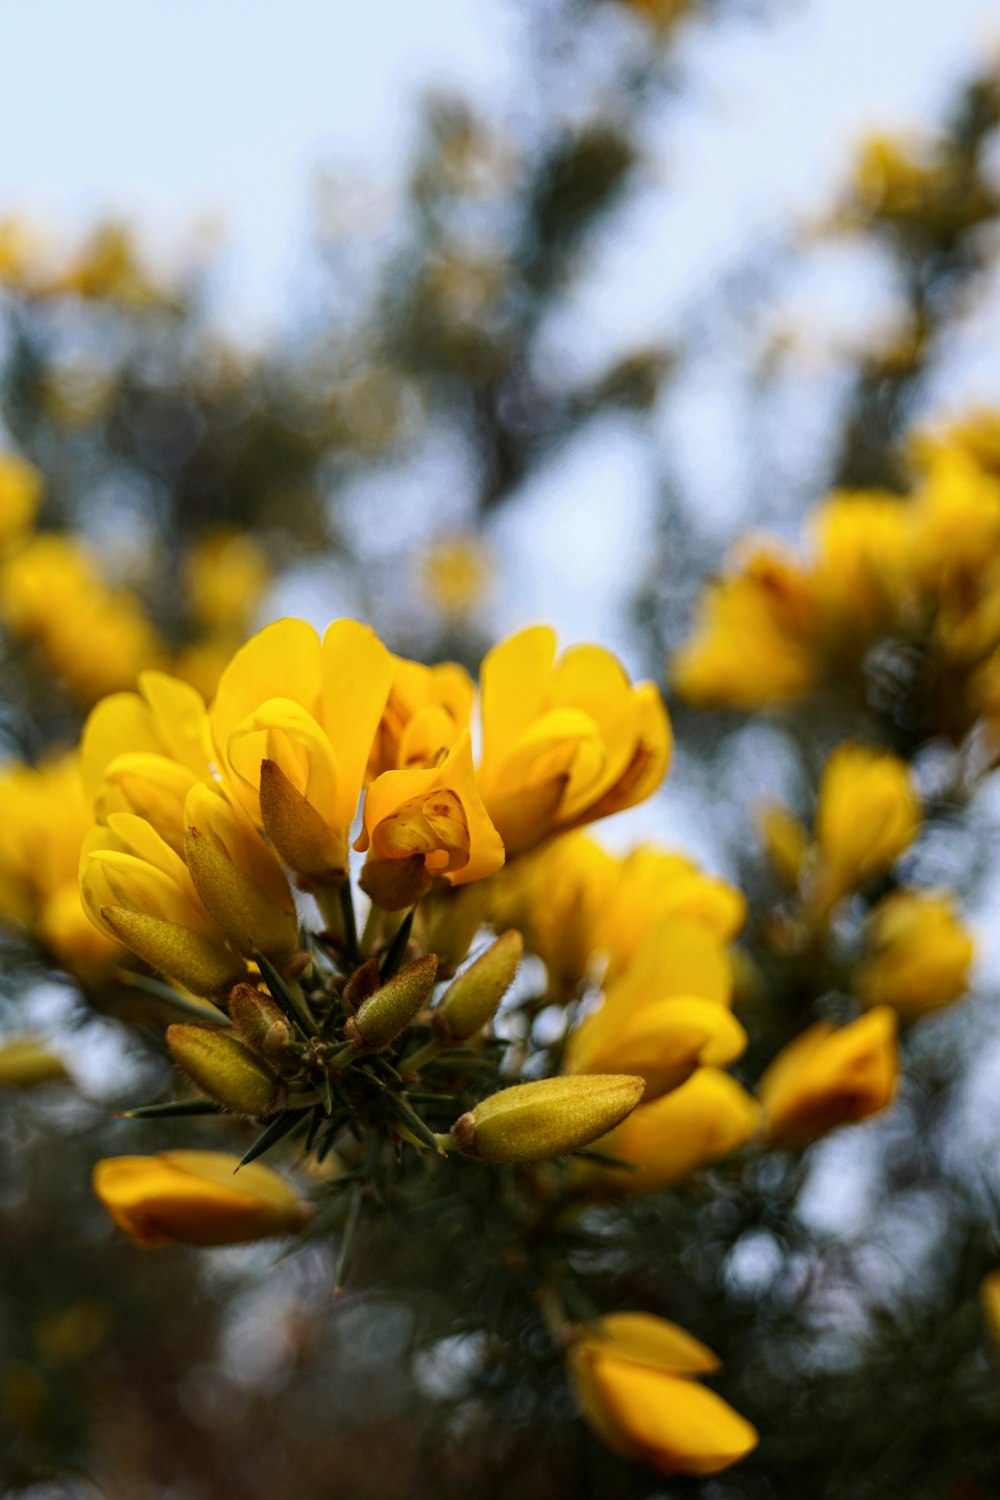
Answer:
top-left (434, 930), bottom-right (524, 1042)
top-left (451, 1075), bottom-right (645, 1164)
top-left (421, 882), bottom-right (490, 974)
top-left (343, 958), bottom-right (381, 1015)
top-left (167, 1024), bottom-right (285, 1117)
top-left (344, 954), bottom-right (439, 1053)
top-left (184, 827), bottom-right (299, 961)
top-left (228, 984), bottom-right (294, 1058)
top-left (259, 758), bottom-right (347, 887)
top-left (101, 906), bottom-right (246, 998)
top-left (359, 854), bottom-right (433, 913)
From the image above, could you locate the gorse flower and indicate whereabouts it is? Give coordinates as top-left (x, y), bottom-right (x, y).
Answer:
top-left (757, 1007), bottom-right (899, 1149)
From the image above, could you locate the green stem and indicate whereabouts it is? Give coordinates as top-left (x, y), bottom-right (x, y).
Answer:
top-left (400, 1037), bottom-right (442, 1075)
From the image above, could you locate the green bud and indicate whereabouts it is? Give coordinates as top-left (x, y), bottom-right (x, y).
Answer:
top-left (167, 1024), bottom-right (284, 1117)
top-left (345, 954), bottom-right (439, 1052)
top-left (185, 827), bottom-right (299, 961)
top-left (434, 930), bottom-right (524, 1042)
top-left (228, 984), bottom-right (294, 1058)
top-left (451, 1075), bottom-right (645, 1164)
top-left (101, 906), bottom-right (246, 998)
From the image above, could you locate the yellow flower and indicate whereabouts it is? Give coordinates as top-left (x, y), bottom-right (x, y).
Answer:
top-left (80, 813), bottom-right (246, 996)
top-left (92, 1151), bottom-right (312, 1248)
top-left (184, 529), bottom-right (270, 635)
top-left (757, 802), bottom-right (809, 889)
top-left (478, 625), bottom-right (671, 856)
top-left (487, 831), bottom-right (617, 995)
top-left (419, 533), bottom-right (492, 621)
top-left (0, 753), bottom-right (119, 975)
top-left (0, 451), bottom-right (43, 552)
top-left (368, 654), bottom-right (474, 777)
top-left (980, 1269), bottom-right (1000, 1355)
top-left (566, 917), bottom-right (744, 1100)
top-left (757, 1007), bottom-right (899, 1148)
top-left (357, 730), bottom-right (504, 908)
top-left (813, 744), bottom-right (920, 907)
top-left (671, 547), bottom-right (819, 709)
top-left (856, 890), bottom-right (974, 1017)
top-left (809, 490), bottom-right (912, 637)
top-left (587, 1069), bottom-right (761, 1194)
top-left (569, 1313), bottom-right (758, 1477)
top-left (211, 617), bottom-right (393, 887)
top-left (598, 844), bottom-right (746, 980)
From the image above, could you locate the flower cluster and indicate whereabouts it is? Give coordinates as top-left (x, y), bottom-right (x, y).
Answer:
top-left (672, 416), bottom-right (1000, 747)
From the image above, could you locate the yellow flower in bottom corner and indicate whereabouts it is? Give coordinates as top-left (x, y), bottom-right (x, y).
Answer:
top-left (569, 1312), bottom-right (758, 1477)
top-left (92, 1151), bottom-right (313, 1248)
top-left (757, 1007), bottom-right (899, 1149)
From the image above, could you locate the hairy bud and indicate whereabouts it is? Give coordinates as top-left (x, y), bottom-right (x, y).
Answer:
top-left (344, 954), bottom-right (439, 1052)
top-left (434, 929), bottom-right (523, 1042)
top-left (167, 1024), bottom-right (284, 1117)
top-left (452, 1074), bottom-right (645, 1163)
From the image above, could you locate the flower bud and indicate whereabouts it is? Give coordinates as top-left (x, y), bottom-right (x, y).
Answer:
top-left (344, 954), bottom-right (439, 1052)
top-left (433, 929), bottom-right (523, 1042)
top-left (358, 853), bottom-right (432, 912)
top-left (452, 1074), bottom-right (644, 1163)
top-left (167, 1024), bottom-right (284, 1117)
top-left (101, 905), bottom-right (246, 997)
top-left (228, 983), bottom-right (294, 1057)
top-left (342, 957), bottom-right (381, 1014)
top-left (184, 819), bottom-right (299, 962)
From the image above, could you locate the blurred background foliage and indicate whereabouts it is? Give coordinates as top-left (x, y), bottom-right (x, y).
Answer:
top-left (6, 1), bottom-right (1000, 1496)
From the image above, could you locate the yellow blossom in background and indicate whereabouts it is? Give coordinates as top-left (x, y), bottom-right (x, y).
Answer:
top-left (851, 134), bottom-right (949, 222)
top-left (183, 528), bottom-right (271, 636)
top-left (757, 802), bottom-right (810, 889)
top-left (808, 490), bottom-right (912, 638)
top-left (569, 1313), bottom-right (758, 1477)
top-left (757, 1006), bottom-right (899, 1149)
top-left (0, 753), bottom-right (119, 975)
top-left (671, 545), bottom-right (820, 708)
top-left (478, 625), bottom-right (671, 856)
top-left (419, 533), bottom-right (492, 622)
top-left (566, 915), bottom-right (744, 1100)
top-left (586, 1068), bottom-right (761, 1195)
top-left (812, 744), bottom-right (920, 909)
top-left (0, 451), bottom-right (43, 553)
top-left (0, 533), bottom-right (164, 703)
top-left (40, 221), bottom-right (166, 308)
top-left (487, 831), bottom-right (617, 996)
top-left (598, 844), bottom-right (746, 979)
top-left (0, 1037), bottom-right (69, 1090)
top-left (980, 1269), bottom-right (1000, 1355)
top-left (856, 890), bottom-right (974, 1017)
top-left (92, 1151), bottom-right (313, 1248)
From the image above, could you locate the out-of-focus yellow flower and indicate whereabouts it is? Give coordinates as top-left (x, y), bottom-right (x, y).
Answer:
top-left (757, 1006), bottom-right (899, 1148)
top-left (813, 744), bottom-right (920, 908)
top-left (851, 134), bottom-right (948, 221)
top-left (598, 845), bottom-right (746, 979)
top-left (671, 546), bottom-right (820, 709)
top-left (586, 1069), bottom-right (760, 1195)
top-left (488, 831), bottom-right (617, 996)
top-left (478, 625), bottom-right (671, 857)
top-left (566, 916), bottom-right (743, 1100)
top-left (0, 452), bottom-right (43, 553)
top-left (368, 655), bottom-right (474, 777)
top-left (419, 533), bottom-right (492, 622)
top-left (569, 1313), bottom-right (758, 1477)
top-left (211, 618), bottom-right (393, 888)
top-left (92, 1151), bottom-right (312, 1248)
top-left (184, 529), bottom-right (271, 636)
top-left (908, 449), bottom-right (1000, 663)
top-left (0, 1037), bottom-right (69, 1089)
top-left (0, 752), bottom-right (119, 975)
top-left (0, 533), bottom-right (163, 702)
top-left (80, 813), bottom-right (246, 996)
top-left (757, 802), bottom-right (810, 889)
top-left (856, 889), bottom-right (974, 1017)
top-left (357, 730), bottom-right (504, 909)
top-left (809, 490), bottom-right (911, 637)
top-left (43, 221), bottom-right (165, 307)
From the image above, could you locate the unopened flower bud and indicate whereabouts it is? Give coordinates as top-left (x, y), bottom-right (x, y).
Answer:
top-left (344, 954), bottom-right (439, 1052)
top-left (359, 853), bottom-right (433, 913)
top-left (434, 929), bottom-right (523, 1042)
top-left (167, 1024), bottom-right (284, 1117)
top-left (228, 984), bottom-right (294, 1058)
top-left (100, 906), bottom-right (245, 998)
top-left (451, 1074), bottom-right (645, 1163)
top-left (184, 825), bottom-right (299, 961)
